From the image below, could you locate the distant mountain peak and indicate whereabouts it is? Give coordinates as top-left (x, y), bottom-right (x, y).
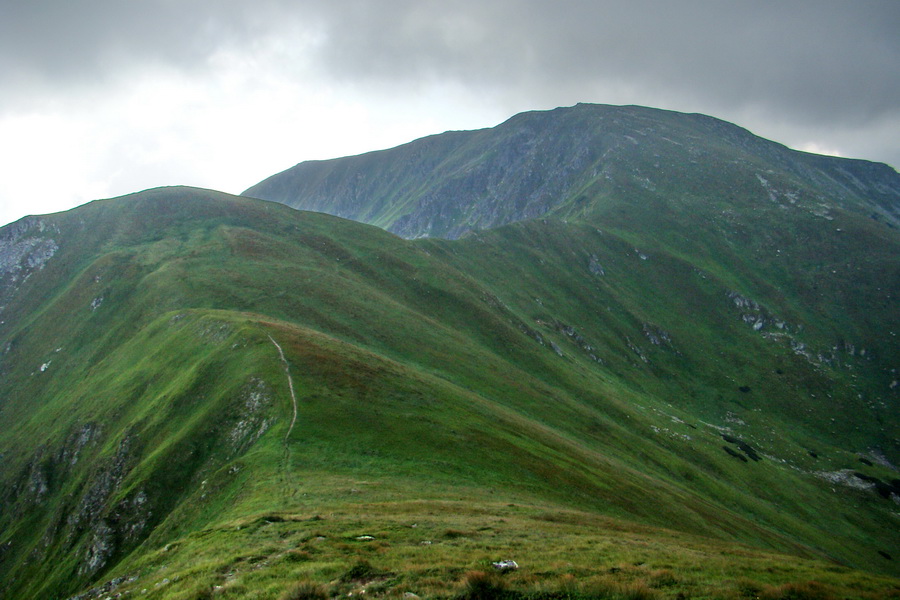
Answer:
top-left (245, 103), bottom-right (900, 239)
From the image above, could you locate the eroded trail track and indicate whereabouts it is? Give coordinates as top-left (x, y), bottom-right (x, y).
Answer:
top-left (268, 334), bottom-right (298, 442)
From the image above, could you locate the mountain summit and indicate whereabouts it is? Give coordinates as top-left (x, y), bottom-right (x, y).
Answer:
top-left (1, 107), bottom-right (899, 599)
top-left (245, 103), bottom-right (900, 239)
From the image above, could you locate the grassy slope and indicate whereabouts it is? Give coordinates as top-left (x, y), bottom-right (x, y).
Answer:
top-left (0, 188), bottom-right (897, 599)
top-left (422, 218), bottom-right (899, 555)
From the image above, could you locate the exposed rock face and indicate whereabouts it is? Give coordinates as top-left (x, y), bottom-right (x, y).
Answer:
top-left (60, 423), bottom-right (102, 467)
top-left (228, 378), bottom-right (275, 454)
top-left (80, 521), bottom-right (115, 576)
top-left (24, 448), bottom-right (51, 504)
top-left (0, 217), bottom-right (59, 280)
top-left (642, 323), bottom-right (673, 348)
top-left (0, 217), bottom-right (60, 319)
top-left (76, 487), bottom-right (152, 577)
top-left (68, 434), bottom-right (135, 534)
top-left (726, 291), bottom-right (789, 333)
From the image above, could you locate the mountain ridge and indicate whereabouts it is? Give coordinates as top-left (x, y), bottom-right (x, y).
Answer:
top-left (0, 106), bottom-right (898, 599)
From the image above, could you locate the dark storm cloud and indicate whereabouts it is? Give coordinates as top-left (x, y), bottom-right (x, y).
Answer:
top-left (305, 0), bottom-right (900, 127)
top-left (4, 0), bottom-right (898, 119)
top-left (2, 0), bottom-right (898, 164)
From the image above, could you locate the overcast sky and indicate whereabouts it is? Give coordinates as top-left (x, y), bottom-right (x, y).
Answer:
top-left (1, 0), bottom-right (898, 227)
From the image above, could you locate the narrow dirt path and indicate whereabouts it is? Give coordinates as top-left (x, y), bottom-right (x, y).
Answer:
top-left (268, 335), bottom-right (298, 442)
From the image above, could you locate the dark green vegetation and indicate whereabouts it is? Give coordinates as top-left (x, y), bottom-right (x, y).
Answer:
top-left (1, 104), bottom-right (899, 599)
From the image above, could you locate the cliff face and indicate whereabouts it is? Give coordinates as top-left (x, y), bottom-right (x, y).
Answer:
top-left (245, 103), bottom-right (900, 239)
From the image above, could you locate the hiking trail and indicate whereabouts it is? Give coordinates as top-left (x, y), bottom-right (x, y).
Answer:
top-left (268, 334), bottom-right (298, 441)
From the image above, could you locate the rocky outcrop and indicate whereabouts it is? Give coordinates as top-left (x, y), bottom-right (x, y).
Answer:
top-left (228, 378), bottom-right (275, 454)
top-left (726, 291), bottom-right (790, 333)
top-left (67, 433), bottom-right (135, 534)
top-left (0, 217), bottom-right (59, 287)
top-left (0, 216), bottom-right (61, 329)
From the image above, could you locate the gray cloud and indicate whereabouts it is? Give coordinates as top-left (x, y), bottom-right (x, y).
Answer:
top-left (1, 0), bottom-right (898, 166)
top-left (5, 1), bottom-right (898, 111)
top-left (309, 0), bottom-right (900, 167)
top-left (305, 1), bottom-right (900, 127)
top-left (0, 0), bottom-right (255, 91)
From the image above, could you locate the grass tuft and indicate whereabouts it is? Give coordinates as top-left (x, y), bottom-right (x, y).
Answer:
top-left (647, 569), bottom-right (678, 588)
top-left (761, 581), bottom-right (836, 600)
top-left (340, 559), bottom-right (391, 583)
top-left (444, 529), bottom-right (471, 539)
top-left (280, 549), bottom-right (313, 563)
top-left (459, 570), bottom-right (514, 600)
top-left (612, 581), bottom-right (659, 600)
top-left (280, 581), bottom-right (329, 600)
top-left (733, 577), bottom-right (763, 597)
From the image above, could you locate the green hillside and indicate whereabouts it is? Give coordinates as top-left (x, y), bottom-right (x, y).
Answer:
top-left (0, 181), bottom-right (897, 599)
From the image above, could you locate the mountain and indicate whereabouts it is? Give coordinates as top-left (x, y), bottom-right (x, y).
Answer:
top-left (0, 106), bottom-right (898, 600)
top-left (245, 103), bottom-right (900, 239)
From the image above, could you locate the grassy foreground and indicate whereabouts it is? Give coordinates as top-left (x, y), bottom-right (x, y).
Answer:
top-left (85, 494), bottom-right (900, 600)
